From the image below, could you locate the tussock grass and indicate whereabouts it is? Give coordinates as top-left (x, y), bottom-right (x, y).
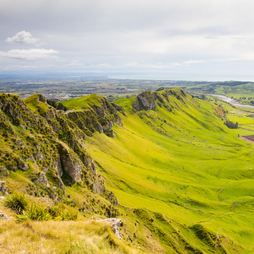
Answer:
top-left (0, 218), bottom-right (140, 254)
top-left (3, 193), bottom-right (78, 222)
top-left (3, 192), bottom-right (29, 215)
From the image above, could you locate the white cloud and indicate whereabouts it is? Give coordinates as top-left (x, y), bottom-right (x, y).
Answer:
top-left (0, 49), bottom-right (58, 60)
top-left (183, 60), bottom-right (206, 65)
top-left (6, 31), bottom-right (41, 45)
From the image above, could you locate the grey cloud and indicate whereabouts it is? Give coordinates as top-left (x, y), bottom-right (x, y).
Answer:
top-left (1, 0), bottom-right (254, 79)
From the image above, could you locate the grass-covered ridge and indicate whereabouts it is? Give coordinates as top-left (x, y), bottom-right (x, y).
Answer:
top-left (60, 94), bottom-right (104, 110)
top-left (81, 88), bottom-right (254, 253)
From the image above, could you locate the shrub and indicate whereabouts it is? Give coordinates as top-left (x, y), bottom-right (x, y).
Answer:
top-left (61, 210), bottom-right (78, 221)
top-left (16, 203), bottom-right (52, 222)
top-left (48, 204), bottom-right (77, 221)
top-left (47, 205), bottom-right (62, 218)
top-left (225, 120), bottom-right (238, 129)
top-left (25, 204), bottom-right (52, 221)
top-left (4, 192), bottom-right (29, 214)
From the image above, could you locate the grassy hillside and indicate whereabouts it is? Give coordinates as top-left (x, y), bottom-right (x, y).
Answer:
top-left (80, 88), bottom-right (254, 253)
top-left (60, 94), bottom-right (104, 110)
top-left (2, 89), bottom-right (254, 253)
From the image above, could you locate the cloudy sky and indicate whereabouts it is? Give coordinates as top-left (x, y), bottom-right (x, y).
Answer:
top-left (1, 0), bottom-right (254, 80)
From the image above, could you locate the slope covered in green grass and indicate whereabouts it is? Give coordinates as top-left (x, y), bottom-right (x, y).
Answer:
top-left (60, 94), bottom-right (104, 110)
top-left (78, 88), bottom-right (254, 253)
top-left (2, 89), bottom-right (254, 253)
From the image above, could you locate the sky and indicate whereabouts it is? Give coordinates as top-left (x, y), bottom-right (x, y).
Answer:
top-left (1, 0), bottom-right (254, 80)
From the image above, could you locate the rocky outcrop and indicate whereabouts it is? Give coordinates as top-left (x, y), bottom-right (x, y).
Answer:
top-left (66, 105), bottom-right (123, 137)
top-left (7, 157), bottom-right (29, 172)
top-left (132, 88), bottom-right (190, 112)
top-left (105, 129), bottom-right (116, 138)
top-left (0, 166), bottom-right (9, 178)
top-left (102, 121), bottom-right (113, 132)
top-left (33, 172), bottom-right (50, 187)
top-left (55, 157), bottom-right (63, 177)
top-left (64, 95), bottom-right (125, 139)
top-left (0, 210), bottom-right (13, 220)
top-left (95, 217), bottom-right (122, 239)
top-left (18, 160), bottom-right (29, 171)
top-left (58, 143), bottom-right (83, 184)
top-left (83, 156), bottom-right (97, 175)
top-left (132, 91), bottom-right (157, 111)
top-left (0, 181), bottom-right (8, 195)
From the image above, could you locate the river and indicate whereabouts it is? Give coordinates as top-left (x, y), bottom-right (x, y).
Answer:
top-left (208, 94), bottom-right (254, 109)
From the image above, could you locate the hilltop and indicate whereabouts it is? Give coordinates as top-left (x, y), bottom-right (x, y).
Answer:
top-left (0, 88), bottom-right (254, 253)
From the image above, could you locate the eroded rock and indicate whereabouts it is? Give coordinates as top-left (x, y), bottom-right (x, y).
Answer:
top-left (58, 143), bottom-right (83, 184)
top-left (18, 160), bottom-right (29, 171)
top-left (33, 172), bottom-right (50, 187)
top-left (132, 91), bottom-right (156, 111)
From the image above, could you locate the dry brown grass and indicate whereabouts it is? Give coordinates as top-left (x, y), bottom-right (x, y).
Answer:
top-left (0, 204), bottom-right (142, 254)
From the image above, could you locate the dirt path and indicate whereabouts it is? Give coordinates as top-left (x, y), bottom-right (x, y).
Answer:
top-left (240, 135), bottom-right (254, 144)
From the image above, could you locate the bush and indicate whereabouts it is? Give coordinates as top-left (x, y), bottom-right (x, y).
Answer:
top-left (16, 203), bottom-right (52, 222)
top-left (61, 209), bottom-right (78, 221)
top-left (26, 204), bottom-right (52, 221)
top-left (48, 204), bottom-right (78, 221)
top-left (225, 120), bottom-right (238, 129)
top-left (4, 192), bottom-right (29, 214)
top-left (16, 203), bottom-right (78, 222)
top-left (4, 192), bottom-right (78, 222)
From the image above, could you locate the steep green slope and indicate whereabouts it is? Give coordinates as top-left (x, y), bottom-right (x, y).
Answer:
top-left (0, 93), bottom-right (122, 216)
top-left (80, 88), bottom-right (254, 253)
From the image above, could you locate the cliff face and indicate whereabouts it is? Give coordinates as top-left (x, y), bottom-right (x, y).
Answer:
top-left (132, 91), bottom-right (157, 111)
top-left (0, 93), bottom-right (121, 208)
top-left (64, 96), bottom-right (124, 137)
top-left (132, 88), bottom-right (188, 112)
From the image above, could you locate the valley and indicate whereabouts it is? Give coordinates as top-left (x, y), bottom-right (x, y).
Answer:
top-left (1, 87), bottom-right (254, 253)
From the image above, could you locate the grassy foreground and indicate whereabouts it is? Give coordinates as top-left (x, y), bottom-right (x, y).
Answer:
top-left (0, 204), bottom-right (140, 254)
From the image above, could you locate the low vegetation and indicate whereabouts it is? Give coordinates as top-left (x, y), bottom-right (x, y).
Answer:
top-left (0, 204), bottom-right (139, 254)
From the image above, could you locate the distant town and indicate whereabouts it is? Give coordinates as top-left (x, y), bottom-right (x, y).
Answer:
top-left (0, 75), bottom-right (196, 101)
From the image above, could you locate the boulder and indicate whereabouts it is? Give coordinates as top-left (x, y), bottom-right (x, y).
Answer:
top-left (0, 181), bottom-right (8, 195)
top-left (0, 210), bottom-right (12, 220)
top-left (95, 218), bottom-right (122, 239)
top-left (33, 172), bottom-right (50, 187)
top-left (0, 166), bottom-right (9, 178)
top-left (18, 160), bottom-right (29, 171)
